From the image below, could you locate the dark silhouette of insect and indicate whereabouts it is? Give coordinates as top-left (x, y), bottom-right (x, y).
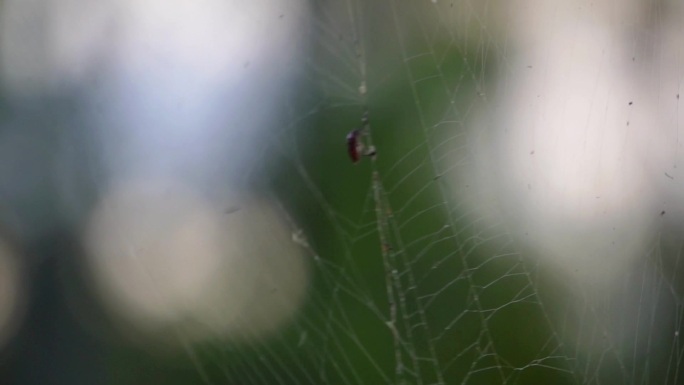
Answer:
top-left (347, 110), bottom-right (376, 164)
top-left (347, 129), bottom-right (362, 163)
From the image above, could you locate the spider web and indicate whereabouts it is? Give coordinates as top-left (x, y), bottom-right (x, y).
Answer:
top-left (159, 0), bottom-right (684, 384)
top-left (3, 0), bottom-right (682, 384)
top-left (162, 1), bottom-right (684, 384)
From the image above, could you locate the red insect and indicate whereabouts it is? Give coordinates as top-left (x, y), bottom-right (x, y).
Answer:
top-left (347, 129), bottom-right (362, 163)
top-left (347, 110), bottom-right (376, 164)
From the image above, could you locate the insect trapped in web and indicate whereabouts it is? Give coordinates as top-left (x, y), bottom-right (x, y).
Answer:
top-left (346, 111), bottom-right (376, 164)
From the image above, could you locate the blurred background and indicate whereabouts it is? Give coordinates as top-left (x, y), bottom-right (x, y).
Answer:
top-left (1, 0), bottom-right (684, 384)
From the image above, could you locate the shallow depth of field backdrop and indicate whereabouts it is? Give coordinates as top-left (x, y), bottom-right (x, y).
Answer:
top-left (0, 0), bottom-right (683, 384)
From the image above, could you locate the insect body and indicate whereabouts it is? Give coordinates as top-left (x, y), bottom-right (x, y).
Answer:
top-left (347, 129), bottom-right (362, 163)
top-left (346, 110), bottom-right (376, 164)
